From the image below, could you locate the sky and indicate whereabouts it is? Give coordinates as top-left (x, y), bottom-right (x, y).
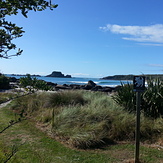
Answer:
top-left (1, 0), bottom-right (163, 78)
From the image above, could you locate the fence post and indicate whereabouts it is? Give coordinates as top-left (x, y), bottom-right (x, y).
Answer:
top-left (135, 91), bottom-right (141, 163)
top-left (133, 76), bottom-right (145, 163)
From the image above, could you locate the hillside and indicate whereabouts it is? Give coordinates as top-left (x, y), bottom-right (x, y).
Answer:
top-left (101, 74), bottom-right (163, 80)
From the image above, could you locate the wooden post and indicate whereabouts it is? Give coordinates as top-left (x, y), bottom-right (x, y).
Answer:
top-left (133, 76), bottom-right (145, 163)
top-left (135, 91), bottom-right (141, 163)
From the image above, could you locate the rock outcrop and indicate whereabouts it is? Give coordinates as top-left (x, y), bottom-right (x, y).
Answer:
top-left (46, 71), bottom-right (72, 78)
top-left (46, 80), bottom-right (118, 93)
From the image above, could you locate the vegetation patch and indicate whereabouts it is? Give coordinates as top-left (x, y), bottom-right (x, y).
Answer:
top-left (8, 90), bottom-right (163, 149)
top-left (0, 75), bottom-right (10, 89)
top-left (112, 78), bottom-right (163, 119)
top-left (0, 90), bottom-right (163, 162)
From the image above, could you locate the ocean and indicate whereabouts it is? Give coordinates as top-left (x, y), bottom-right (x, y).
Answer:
top-left (6, 75), bottom-right (132, 87)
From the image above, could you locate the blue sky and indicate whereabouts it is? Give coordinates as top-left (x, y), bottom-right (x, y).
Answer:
top-left (1, 0), bottom-right (163, 78)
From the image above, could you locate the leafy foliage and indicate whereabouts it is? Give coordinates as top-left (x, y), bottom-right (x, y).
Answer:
top-left (142, 78), bottom-right (163, 118)
top-left (0, 74), bottom-right (10, 89)
top-left (0, 0), bottom-right (58, 58)
top-left (112, 82), bottom-right (136, 113)
top-left (19, 74), bottom-right (52, 92)
top-left (112, 78), bottom-right (163, 119)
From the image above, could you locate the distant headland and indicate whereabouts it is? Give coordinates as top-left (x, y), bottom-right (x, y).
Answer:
top-left (101, 74), bottom-right (163, 80)
top-left (10, 74), bottom-right (41, 77)
top-left (46, 71), bottom-right (72, 78)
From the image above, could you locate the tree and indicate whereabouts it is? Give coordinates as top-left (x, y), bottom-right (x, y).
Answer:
top-left (0, 0), bottom-right (58, 59)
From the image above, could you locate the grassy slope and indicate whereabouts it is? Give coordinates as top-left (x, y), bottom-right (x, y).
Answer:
top-left (0, 103), bottom-right (163, 163)
top-left (0, 104), bottom-right (117, 163)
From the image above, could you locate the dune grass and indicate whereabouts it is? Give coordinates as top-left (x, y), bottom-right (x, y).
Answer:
top-left (0, 105), bottom-right (116, 163)
top-left (0, 92), bottom-right (16, 104)
top-left (0, 103), bottom-right (163, 162)
top-left (8, 90), bottom-right (163, 150)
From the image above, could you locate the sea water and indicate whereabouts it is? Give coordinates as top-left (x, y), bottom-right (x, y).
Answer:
top-left (6, 75), bottom-right (132, 87)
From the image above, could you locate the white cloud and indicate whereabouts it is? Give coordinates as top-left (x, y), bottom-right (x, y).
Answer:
top-left (138, 43), bottom-right (163, 46)
top-left (148, 64), bottom-right (163, 67)
top-left (71, 73), bottom-right (90, 77)
top-left (100, 24), bottom-right (163, 44)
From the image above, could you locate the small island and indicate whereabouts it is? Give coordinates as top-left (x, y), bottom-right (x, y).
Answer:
top-left (46, 71), bottom-right (72, 78)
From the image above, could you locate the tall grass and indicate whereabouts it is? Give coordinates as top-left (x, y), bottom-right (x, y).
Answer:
top-left (48, 90), bottom-right (86, 107)
top-left (10, 90), bottom-right (163, 149)
top-left (0, 93), bottom-right (13, 104)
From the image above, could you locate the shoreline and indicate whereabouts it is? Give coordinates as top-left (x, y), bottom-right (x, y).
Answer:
top-left (5, 77), bottom-right (122, 93)
top-left (6, 74), bottom-right (131, 88)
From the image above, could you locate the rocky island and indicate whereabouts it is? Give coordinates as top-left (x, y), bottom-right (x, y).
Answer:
top-left (46, 71), bottom-right (72, 78)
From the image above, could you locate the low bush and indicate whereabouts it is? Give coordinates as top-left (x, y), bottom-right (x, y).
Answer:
top-left (0, 75), bottom-right (10, 89)
top-left (19, 74), bottom-right (52, 92)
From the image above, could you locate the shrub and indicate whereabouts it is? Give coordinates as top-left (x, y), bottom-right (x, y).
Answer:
top-left (112, 83), bottom-right (136, 113)
top-left (0, 75), bottom-right (10, 89)
top-left (112, 78), bottom-right (163, 119)
top-left (19, 74), bottom-right (52, 92)
top-left (142, 78), bottom-right (163, 118)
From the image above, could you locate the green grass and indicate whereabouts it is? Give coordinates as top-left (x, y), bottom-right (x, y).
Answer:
top-left (0, 92), bottom-right (15, 104)
top-left (0, 105), bottom-right (117, 163)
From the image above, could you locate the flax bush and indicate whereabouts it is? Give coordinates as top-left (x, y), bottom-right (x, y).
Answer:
top-left (112, 83), bottom-right (136, 113)
top-left (112, 78), bottom-right (163, 119)
top-left (142, 78), bottom-right (163, 118)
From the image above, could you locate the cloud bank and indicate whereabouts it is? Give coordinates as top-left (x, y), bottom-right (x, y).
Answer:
top-left (100, 24), bottom-right (163, 45)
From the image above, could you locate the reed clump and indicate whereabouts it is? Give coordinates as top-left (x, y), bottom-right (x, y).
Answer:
top-left (10, 90), bottom-right (163, 149)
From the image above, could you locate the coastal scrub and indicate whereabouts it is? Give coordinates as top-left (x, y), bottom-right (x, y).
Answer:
top-left (9, 90), bottom-right (163, 149)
